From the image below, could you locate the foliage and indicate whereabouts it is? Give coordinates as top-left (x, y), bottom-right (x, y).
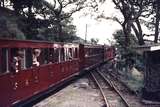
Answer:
top-left (39, 0), bottom-right (98, 41)
top-left (90, 38), bottom-right (99, 44)
top-left (113, 30), bottom-right (138, 69)
top-left (0, 0), bottom-right (97, 42)
top-left (96, 0), bottom-right (160, 45)
top-left (113, 30), bottom-right (138, 48)
top-left (25, 17), bottom-right (78, 42)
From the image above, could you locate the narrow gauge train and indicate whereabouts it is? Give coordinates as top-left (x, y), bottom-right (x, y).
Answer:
top-left (0, 39), bottom-right (115, 107)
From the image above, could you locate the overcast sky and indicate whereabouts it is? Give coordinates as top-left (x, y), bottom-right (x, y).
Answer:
top-left (71, 0), bottom-right (122, 44)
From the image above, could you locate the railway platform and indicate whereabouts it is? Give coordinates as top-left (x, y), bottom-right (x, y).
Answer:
top-left (33, 64), bottom-right (160, 107)
top-left (33, 76), bottom-right (104, 107)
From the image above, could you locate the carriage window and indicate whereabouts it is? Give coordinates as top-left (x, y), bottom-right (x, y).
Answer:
top-left (91, 48), bottom-right (94, 55)
top-left (74, 48), bottom-right (78, 58)
top-left (20, 49), bottom-right (25, 69)
top-left (85, 48), bottom-right (89, 57)
top-left (10, 48), bottom-right (25, 72)
top-left (38, 48), bottom-right (48, 65)
top-left (0, 48), bottom-right (8, 74)
top-left (96, 48), bottom-right (99, 54)
top-left (48, 48), bottom-right (54, 63)
top-left (88, 48), bottom-right (92, 56)
top-left (32, 48), bottom-right (41, 67)
top-left (68, 48), bottom-right (73, 60)
top-left (54, 48), bottom-right (59, 62)
top-left (64, 48), bottom-right (67, 61)
top-left (66, 48), bottom-right (73, 60)
top-left (60, 48), bottom-right (65, 62)
top-left (26, 49), bottom-right (32, 68)
top-left (89, 48), bottom-right (93, 55)
top-left (96, 48), bottom-right (98, 54)
top-left (44, 48), bottom-right (50, 64)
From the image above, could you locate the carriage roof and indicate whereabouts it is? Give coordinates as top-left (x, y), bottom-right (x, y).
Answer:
top-left (0, 39), bottom-right (79, 48)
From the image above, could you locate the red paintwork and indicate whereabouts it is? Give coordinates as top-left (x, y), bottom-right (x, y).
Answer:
top-left (105, 46), bottom-right (115, 60)
top-left (0, 74), bottom-right (12, 107)
top-left (0, 39), bottom-right (114, 107)
top-left (83, 44), bottom-right (105, 69)
top-left (10, 70), bottom-right (33, 105)
top-left (79, 44), bottom-right (85, 69)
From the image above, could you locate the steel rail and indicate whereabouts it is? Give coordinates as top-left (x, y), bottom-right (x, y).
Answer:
top-left (90, 71), bottom-right (110, 107)
top-left (97, 70), bottom-right (130, 107)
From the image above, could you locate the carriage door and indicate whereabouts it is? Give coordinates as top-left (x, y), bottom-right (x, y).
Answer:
top-left (31, 48), bottom-right (41, 92)
top-left (0, 48), bottom-right (12, 107)
top-left (9, 48), bottom-right (32, 104)
top-left (60, 47), bottom-right (66, 78)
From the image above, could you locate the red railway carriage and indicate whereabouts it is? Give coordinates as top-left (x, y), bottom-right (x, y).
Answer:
top-left (79, 44), bottom-right (105, 70)
top-left (0, 39), bottom-right (80, 107)
top-left (104, 46), bottom-right (115, 61)
top-left (0, 39), bottom-right (115, 107)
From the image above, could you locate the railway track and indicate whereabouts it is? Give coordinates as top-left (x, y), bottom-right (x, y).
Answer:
top-left (90, 68), bottom-right (130, 107)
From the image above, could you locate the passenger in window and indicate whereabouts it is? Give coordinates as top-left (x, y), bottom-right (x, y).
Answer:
top-left (32, 49), bottom-right (41, 67)
top-left (85, 51), bottom-right (89, 57)
top-left (11, 50), bottom-right (24, 73)
top-left (11, 56), bottom-right (19, 73)
top-left (60, 48), bottom-right (65, 62)
top-left (74, 48), bottom-right (78, 58)
top-left (68, 51), bottom-right (72, 60)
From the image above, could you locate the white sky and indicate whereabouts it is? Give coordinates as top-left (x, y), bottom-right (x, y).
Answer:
top-left (72, 0), bottom-right (122, 44)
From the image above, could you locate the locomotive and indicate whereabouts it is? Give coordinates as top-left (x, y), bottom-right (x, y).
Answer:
top-left (0, 39), bottom-right (115, 107)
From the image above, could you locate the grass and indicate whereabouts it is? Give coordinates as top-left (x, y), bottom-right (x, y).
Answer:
top-left (118, 67), bottom-right (144, 94)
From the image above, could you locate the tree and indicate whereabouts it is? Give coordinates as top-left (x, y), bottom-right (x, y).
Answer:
top-left (97, 0), bottom-right (156, 45)
top-left (153, 0), bottom-right (160, 43)
top-left (112, 0), bottom-right (153, 45)
top-left (0, 0), bottom-right (10, 7)
top-left (2, 0), bottom-right (98, 41)
top-left (3, 0), bottom-right (84, 41)
top-left (0, 0), bottom-right (5, 7)
top-left (113, 29), bottom-right (138, 70)
top-left (47, 17), bottom-right (78, 42)
top-left (90, 38), bottom-right (99, 44)
top-left (40, 0), bottom-right (97, 42)
top-left (139, 0), bottom-right (160, 43)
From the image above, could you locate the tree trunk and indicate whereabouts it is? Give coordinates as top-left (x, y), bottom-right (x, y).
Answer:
top-left (2, 0), bottom-right (4, 7)
top-left (54, 15), bottom-right (62, 42)
top-left (57, 21), bottom-right (62, 42)
top-left (136, 20), bottom-right (145, 45)
top-left (27, 5), bottom-right (33, 39)
top-left (122, 21), bottom-right (131, 47)
top-left (154, 3), bottom-right (160, 43)
top-left (131, 20), bottom-right (145, 45)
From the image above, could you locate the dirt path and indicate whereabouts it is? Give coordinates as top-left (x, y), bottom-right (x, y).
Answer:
top-left (33, 77), bottom-right (104, 107)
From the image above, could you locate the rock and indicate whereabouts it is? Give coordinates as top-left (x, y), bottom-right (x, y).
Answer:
top-left (73, 79), bottom-right (89, 89)
top-left (78, 82), bottom-right (89, 89)
top-left (131, 67), bottom-right (142, 77)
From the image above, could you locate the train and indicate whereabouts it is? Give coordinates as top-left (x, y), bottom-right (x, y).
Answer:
top-left (0, 39), bottom-right (115, 107)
